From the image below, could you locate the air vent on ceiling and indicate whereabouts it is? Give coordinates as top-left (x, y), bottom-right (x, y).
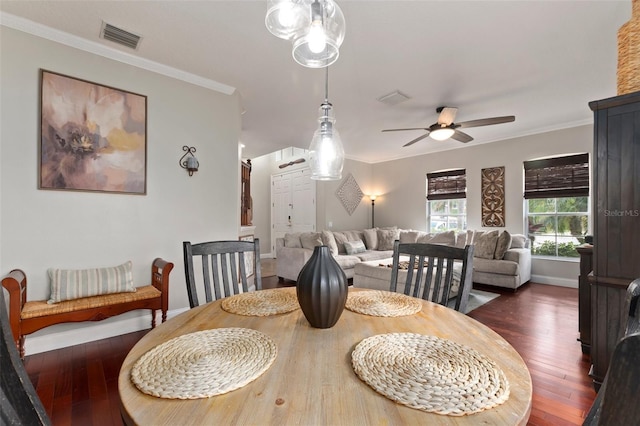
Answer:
top-left (100, 21), bottom-right (142, 50)
top-left (377, 90), bottom-right (411, 106)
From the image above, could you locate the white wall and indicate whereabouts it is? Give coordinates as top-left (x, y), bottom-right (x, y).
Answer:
top-left (0, 27), bottom-right (241, 352)
top-left (372, 125), bottom-right (593, 286)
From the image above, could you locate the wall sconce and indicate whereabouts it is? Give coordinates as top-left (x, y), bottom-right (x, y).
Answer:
top-left (179, 146), bottom-right (199, 176)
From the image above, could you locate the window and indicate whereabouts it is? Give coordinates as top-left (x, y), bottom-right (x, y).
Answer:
top-left (427, 169), bottom-right (467, 233)
top-left (524, 154), bottom-right (589, 258)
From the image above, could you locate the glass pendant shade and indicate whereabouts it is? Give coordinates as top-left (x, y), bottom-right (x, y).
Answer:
top-left (309, 102), bottom-right (344, 180)
top-left (292, 0), bottom-right (346, 68)
top-left (265, 0), bottom-right (310, 40)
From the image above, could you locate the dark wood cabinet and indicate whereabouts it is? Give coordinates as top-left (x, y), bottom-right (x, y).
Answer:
top-left (576, 244), bottom-right (593, 354)
top-left (588, 90), bottom-right (640, 389)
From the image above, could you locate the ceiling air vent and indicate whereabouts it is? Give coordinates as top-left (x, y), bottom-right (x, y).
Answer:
top-left (377, 90), bottom-right (411, 106)
top-left (100, 22), bottom-right (142, 50)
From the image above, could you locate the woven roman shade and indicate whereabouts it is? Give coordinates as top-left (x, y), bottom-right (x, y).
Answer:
top-left (524, 153), bottom-right (589, 199)
top-left (427, 169), bottom-right (466, 200)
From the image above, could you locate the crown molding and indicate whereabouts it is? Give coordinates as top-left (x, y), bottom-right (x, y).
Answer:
top-left (0, 12), bottom-right (236, 95)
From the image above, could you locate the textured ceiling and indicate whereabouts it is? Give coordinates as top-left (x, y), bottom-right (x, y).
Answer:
top-left (0, 1), bottom-right (630, 163)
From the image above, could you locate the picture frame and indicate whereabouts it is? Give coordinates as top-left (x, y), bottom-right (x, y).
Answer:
top-left (39, 70), bottom-right (147, 194)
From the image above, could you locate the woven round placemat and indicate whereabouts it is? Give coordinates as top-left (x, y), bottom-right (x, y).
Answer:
top-left (351, 333), bottom-right (510, 416)
top-left (346, 290), bottom-right (422, 317)
top-left (131, 328), bottom-right (277, 399)
top-left (221, 289), bottom-right (299, 316)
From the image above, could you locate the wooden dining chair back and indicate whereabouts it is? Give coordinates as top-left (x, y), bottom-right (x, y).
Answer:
top-left (583, 279), bottom-right (640, 425)
top-left (1, 286), bottom-right (51, 425)
top-left (389, 241), bottom-right (474, 313)
top-left (183, 239), bottom-right (262, 308)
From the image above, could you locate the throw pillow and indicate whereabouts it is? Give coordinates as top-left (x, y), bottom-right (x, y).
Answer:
top-left (321, 230), bottom-right (339, 256)
top-left (510, 234), bottom-right (528, 248)
top-left (427, 230), bottom-right (456, 246)
top-left (377, 228), bottom-right (400, 250)
top-left (473, 230), bottom-right (500, 259)
top-left (344, 240), bottom-right (366, 255)
top-left (284, 233), bottom-right (302, 248)
top-left (363, 228), bottom-right (378, 250)
top-left (417, 233), bottom-right (434, 243)
top-left (399, 230), bottom-right (421, 244)
top-left (48, 261), bottom-right (135, 304)
top-left (494, 230), bottom-right (512, 260)
top-left (332, 231), bottom-right (349, 254)
top-left (300, 232), bottom-right (323, 250)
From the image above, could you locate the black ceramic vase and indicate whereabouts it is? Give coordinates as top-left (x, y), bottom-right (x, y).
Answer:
top-left (296, 245), bottom-right (348, 328)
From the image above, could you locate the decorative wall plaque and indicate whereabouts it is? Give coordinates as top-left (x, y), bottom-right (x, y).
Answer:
top-left (335, 173), bottom-right (363, 216)
top-left (481, 167), bottom-right (505, 227)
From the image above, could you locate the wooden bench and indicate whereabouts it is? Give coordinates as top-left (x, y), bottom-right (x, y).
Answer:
top-left (1, 258), bottom-right (173, 359)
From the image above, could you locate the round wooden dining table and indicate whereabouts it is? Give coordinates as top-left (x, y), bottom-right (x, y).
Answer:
top-left (119, 287), bottom-right (532, 425)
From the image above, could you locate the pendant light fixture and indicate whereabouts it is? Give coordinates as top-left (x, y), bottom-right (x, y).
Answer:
top-left (265, 0), bottom-right (345, 69)
top-left (308, 66), bottom-right (344, 180)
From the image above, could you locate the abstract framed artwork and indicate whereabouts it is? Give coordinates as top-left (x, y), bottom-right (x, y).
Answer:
top-left (481, 166), bottom-right (506, 227)
top-left (39, 70), bottom-right (147, 194)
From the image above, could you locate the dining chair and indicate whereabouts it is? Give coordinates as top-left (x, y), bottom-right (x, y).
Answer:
top-left (1, 286), bottom-right (51, 425)
top-left (389, 240), bottom-right (474, 313)
top-left (582, 279), bottom-right (640, 426)
top-left (183, 239), bottom-right (262, 308)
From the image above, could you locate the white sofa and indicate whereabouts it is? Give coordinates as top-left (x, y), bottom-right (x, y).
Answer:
top-left (276, 228), bottom-right (531, 290)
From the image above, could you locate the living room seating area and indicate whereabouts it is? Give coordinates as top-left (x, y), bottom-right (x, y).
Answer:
top-left (276, 227), bottom-right (531, 290)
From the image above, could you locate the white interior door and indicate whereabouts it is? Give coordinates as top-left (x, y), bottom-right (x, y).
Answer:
top-left (271, 168), bottom-right (316, 255)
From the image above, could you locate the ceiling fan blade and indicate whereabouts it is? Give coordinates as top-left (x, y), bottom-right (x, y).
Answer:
top-left (456, 115), bottom-right (515, 129)
top-left (382, 127), bottom-right (429, 132)
top-left (403, 133), bottom-right (430, 147)
top-left (451, 130), bottom-right (473, 143)
top-left (437, 107), bottom-right (458, 126)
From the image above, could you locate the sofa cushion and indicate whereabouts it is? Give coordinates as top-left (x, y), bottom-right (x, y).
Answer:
top-left (474, 230), bottom-right (499, 259)
top-left (300, 232), bottom-right (323, 250)
top-left (363, 228), bottom-right (378, 250)
top-left (321, 230), bottom-right (339, 255)
top-left (333, 255), bottom-right (361, 270)
top-left (355, 250), bottom-right (395, 262)
top-left (344, 240), bottom-right (366, 255)
top-left (377, 228), bottom-right (400, 250)
top-left (494, 230), bottom-right (512, 260)
top-left (48, 261), bottom-right (135, 304)
top-left (473, 257), bottom-right (519, 276)
top-left (455, 231), bottom-right (468, 248)
top-left (510, 234), bottom-right (528, 248)
top-left (284, 233), bottom-right (302, 248)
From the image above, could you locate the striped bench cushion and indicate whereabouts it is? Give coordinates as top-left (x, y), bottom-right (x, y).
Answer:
top-left (48, 261), bottom-right (135, 304)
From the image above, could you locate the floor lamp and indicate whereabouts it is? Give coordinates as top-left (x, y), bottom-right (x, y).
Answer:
top-left (370, 195), bottom-right (376, 227)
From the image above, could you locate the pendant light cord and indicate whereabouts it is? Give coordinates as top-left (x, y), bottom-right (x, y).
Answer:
top-left (324, 65), bottom-right (329, 103)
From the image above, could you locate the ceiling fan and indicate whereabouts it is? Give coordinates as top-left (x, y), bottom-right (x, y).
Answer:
top-left (382, 107), bottom-right (515, 147)
top-left (279, 158), bottom-right (306, 169)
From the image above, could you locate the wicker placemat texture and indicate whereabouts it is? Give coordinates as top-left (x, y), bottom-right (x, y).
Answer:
top-left (352, 333), bottom-right (510, 416)
top-left (221, 289), bottom-right (300, 316)
top-left (346, 290), bottom-right (422, 317)
top-left (131, 328), bottom-right (277, 399)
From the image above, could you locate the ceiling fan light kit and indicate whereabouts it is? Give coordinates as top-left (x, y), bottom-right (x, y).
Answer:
top-left (382, 106), bottom-right (515, 146)
top-left (429, 126), bottom-right (455, 141)
top-left (266, 0), bottom-right (345, 68)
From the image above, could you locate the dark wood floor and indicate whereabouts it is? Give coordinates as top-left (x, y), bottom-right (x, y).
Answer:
top-left (24, 277), bottom-right (595, 425)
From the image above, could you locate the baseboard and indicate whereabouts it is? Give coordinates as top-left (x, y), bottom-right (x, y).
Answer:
top-left (530, 274), bottom-right (578, 288)
top-left (23, 307), bottom-right (190, 356)
top-left (261, 252), bottom-right (273, 259)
